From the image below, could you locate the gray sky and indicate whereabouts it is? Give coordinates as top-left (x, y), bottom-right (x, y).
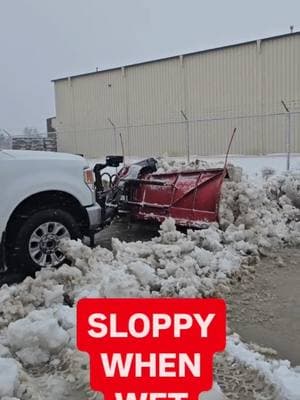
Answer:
top-left (0, 0), bottom-right (299, 134)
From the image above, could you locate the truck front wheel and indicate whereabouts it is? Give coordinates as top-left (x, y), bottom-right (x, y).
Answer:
top-left (8, 209), bottom-right (81, 272)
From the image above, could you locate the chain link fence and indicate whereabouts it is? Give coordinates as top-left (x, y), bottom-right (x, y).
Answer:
top-left (58, 111), bottom-right (300, 168)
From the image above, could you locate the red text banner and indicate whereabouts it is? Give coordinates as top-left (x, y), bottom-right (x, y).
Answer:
top-left (77, 298), bottom-right (226, 400)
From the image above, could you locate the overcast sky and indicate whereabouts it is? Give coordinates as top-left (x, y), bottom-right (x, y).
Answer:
top-left (0, 0), bottom-right (299, 134)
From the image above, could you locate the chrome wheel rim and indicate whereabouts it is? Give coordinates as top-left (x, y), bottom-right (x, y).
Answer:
top-left (28, 221), bottom-right (70, 267)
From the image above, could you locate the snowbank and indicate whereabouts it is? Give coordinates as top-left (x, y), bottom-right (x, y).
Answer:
top-left (8, 309), bottom-right (70, 366)
top-left (153, 157), bottom-right (300, 261)
top-left (156, 157), bottom-right (224, 173)
top-left (227, 334), bottom-right (300, 400)
top-left (0, 358), bottom-right (19, 397)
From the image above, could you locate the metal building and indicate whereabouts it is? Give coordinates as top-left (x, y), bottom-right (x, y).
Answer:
top-left (52, 32), bottom-right (300, 158)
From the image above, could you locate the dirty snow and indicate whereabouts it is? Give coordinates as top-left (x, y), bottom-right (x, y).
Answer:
top-left (0, 358), bottom-right (19, 397)
top-left (201, 383), bottom-right (225, 400)
top-left (227, 334), bottom-right (300, 400)
top-left (1, 160), bottom-right (300, 399)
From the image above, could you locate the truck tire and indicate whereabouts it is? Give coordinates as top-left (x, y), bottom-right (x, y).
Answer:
top-left (8, 209), bottom-right (82, 272)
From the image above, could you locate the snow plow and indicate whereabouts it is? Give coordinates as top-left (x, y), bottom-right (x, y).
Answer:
top-left (93, 129), bottom-right (236, 230)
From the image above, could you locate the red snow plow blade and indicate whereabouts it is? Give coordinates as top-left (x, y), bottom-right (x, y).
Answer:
top-left (126, 168), bottom-right (226, 227)
top-left (94, 128), bottom-right (236, 229)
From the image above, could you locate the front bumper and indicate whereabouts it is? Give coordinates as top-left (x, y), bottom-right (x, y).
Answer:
top-left (85, 203), bottom-right (102, 231)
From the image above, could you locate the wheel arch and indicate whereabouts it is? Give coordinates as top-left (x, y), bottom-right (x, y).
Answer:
top-left (5, 190), bottom-right (89, 243)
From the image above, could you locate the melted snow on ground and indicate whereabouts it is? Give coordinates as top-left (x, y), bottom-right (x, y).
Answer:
top-left (1, 162), bottom-right (300, 399)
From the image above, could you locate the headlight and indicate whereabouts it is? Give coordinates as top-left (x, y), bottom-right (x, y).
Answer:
top-left (84, 168), bottom-right (95, 190)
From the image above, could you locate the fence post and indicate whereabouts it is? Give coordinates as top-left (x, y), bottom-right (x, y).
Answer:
top-left (281, 100), bottom-right (291, 171)
top-left (180, 110), bottom-right (190, 163)
top-left (107, 118), bottom-right (117, 154)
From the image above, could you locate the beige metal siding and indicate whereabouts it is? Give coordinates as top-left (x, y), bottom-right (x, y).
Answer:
top-left (184, 43), bottom-right (262, 155)
top-left (125, 58), bottom-right (185, 156)
top-left (54, 34), bottom-right (300, 158)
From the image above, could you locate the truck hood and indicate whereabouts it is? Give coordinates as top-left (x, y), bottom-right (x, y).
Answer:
top-left (1, 149), bottom-right (87, 163)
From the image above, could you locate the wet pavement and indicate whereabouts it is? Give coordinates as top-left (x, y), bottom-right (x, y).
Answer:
top-left (227, 247), bottom-right (300, 366)
top-left (94, 218), bottom-right (160, 249)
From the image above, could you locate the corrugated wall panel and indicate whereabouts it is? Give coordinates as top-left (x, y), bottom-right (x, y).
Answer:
top-left (184, 42), bottom-right (264, 155)
top-left (125, 57), bottom-right (185, 156)
top-left (55, 80), bottom-right (77, 154)
top-left (126, 58), bottom-right (183, 124)
top-left (54, 34), bottom-right (300, 157)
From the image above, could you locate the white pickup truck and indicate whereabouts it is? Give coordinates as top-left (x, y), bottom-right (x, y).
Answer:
top-left (0, 149), bottom-right (101, 274)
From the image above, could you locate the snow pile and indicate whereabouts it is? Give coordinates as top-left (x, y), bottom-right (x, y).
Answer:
top-left (156, 156), bottom-right (300, 258)
top-left (156, 156), bottom-right (224, 173)
top-left (266, 170), bottom-right (300, 209)
top-left (0, 299), bottom-right (94, 398)
top-left (219, 169), bottom-right (300, 257)
top-left (0, 358), bottom-right (19, 397)
top-left (7, 309), bottom-right (69, 366)
top-left (0, 218), bottom-right (244, 398)
top-left (63, 218), bottom-right (241, 300)
top-left (0, 213), bottom-right (300, 398)
top-left (1, 161), bottom-right (300, 398)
